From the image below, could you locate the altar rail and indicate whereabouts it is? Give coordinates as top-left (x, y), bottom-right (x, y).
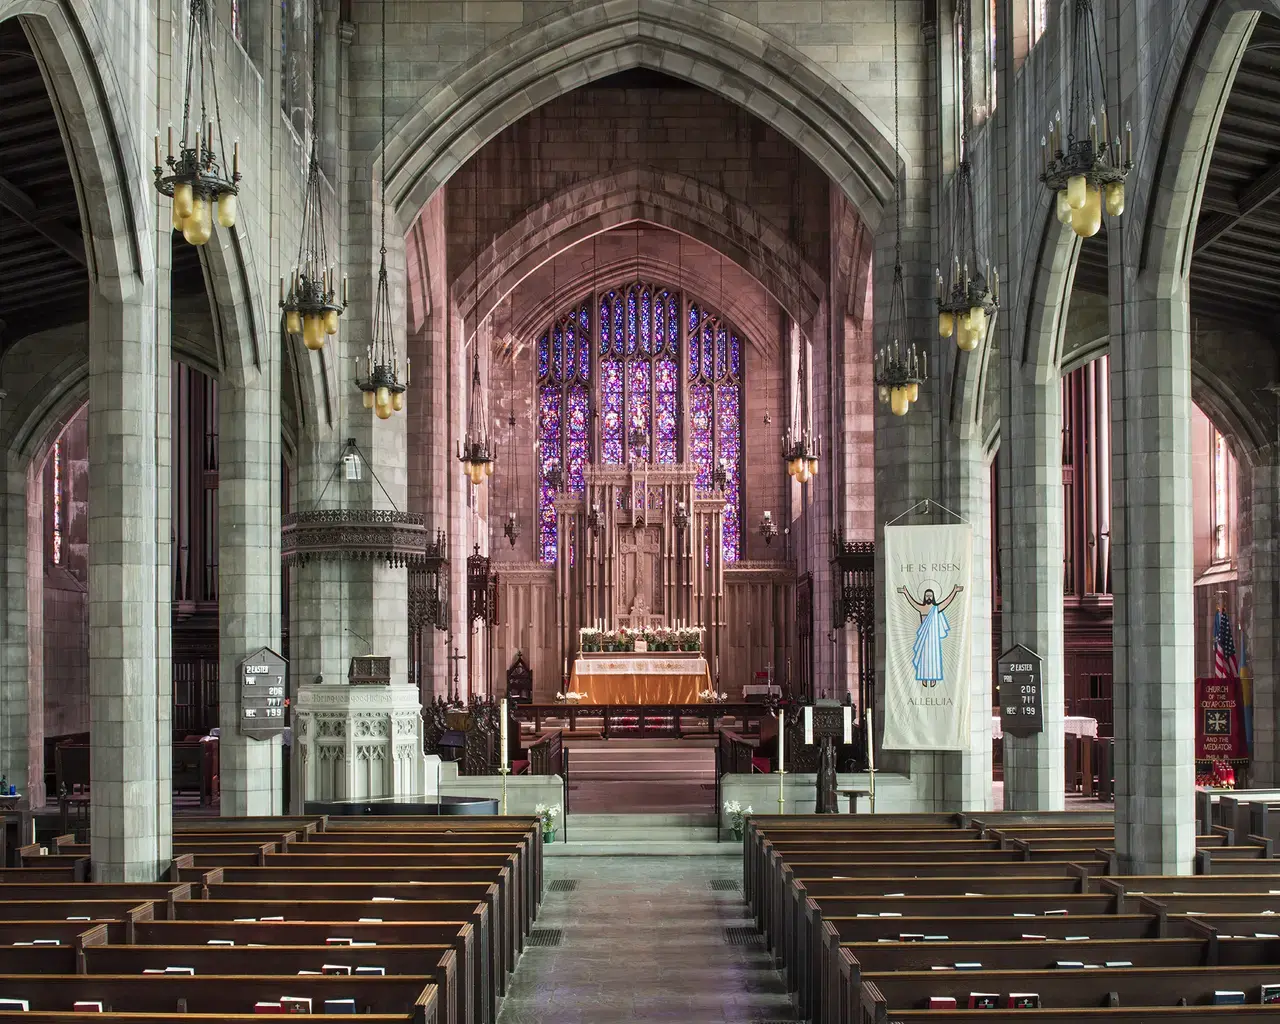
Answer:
top-left (511, 703), bottom-right (771, 740)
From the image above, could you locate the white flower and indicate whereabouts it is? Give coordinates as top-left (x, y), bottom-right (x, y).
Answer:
top-left (723, 799), bottom-right (741, 814)
top-left (744, 806), bottom-right (753, 815)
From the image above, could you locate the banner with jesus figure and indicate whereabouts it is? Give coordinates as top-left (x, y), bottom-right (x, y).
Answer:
top-left (883, 524), bottom-right (974, 751)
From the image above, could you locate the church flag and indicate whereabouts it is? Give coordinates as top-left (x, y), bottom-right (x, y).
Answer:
top-left (1195, 675), bottom-right (1249, 762)
top-left (883, 524), bottom-right (974, 751)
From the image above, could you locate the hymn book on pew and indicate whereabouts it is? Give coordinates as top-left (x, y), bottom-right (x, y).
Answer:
top-left (968, 993), bottom-right (999, 1009)
top-left (0, 1001), bottom-right (28, 1012)
top-left (1260, 982), bottom-right (1280, 1003)
top-left (1008, 993), bottom-right (1041, 1008)
top-left (72, 1002), bottom-right (103, 1012)
top-left (1213, 990), bottom-right (1247, 1005)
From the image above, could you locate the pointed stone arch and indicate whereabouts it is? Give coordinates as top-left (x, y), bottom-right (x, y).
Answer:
top-left (380, 0), bottom-right (901, 226)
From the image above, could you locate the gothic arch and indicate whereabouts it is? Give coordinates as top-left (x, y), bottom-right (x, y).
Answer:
top-left (445, 167), bottom-right (824, 340)
top-left (0, 1), bottom-right (151, 301)
top-left (380, 0), bottom-right (901, 226)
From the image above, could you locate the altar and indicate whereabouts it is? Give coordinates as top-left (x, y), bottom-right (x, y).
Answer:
top-left (570, 651), bottom-right (712, 704)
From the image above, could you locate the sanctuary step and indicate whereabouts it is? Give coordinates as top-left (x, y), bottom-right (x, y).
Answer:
top-left (549, 812), bottom-right (732, 857)
top-left (566, 740), bottom-right (716, 782)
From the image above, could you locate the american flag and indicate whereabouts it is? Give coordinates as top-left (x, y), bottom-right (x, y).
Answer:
top-left (1214, 609), bottom-right (1240, 679)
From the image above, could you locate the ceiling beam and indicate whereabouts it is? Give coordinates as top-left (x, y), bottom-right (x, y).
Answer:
top-left (0, 173), bottom-right (84, 266)
top-left (1195, 153), bottom-right (1280, 253)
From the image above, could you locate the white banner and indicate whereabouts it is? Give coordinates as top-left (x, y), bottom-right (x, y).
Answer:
top-left (883, 524), bottom-right (974, 751)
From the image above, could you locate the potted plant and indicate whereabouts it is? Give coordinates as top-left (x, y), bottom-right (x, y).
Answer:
top-left (723, 799), bottom-right (752, 841)
top-left (535, 803), bottom-right (561, 844)
top-left (580, 627), bottom-right (601, 653)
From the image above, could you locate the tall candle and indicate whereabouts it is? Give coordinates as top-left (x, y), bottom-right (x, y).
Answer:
top-left (803, 706), bottom-right (813, 746)
top-left (499, 699), bottom-right (509, 772)
top-left (777, 710), bottom-right (785, 774)
top-left (842, 704), bottom-right (853, 745)
top-left (867, 706), bottom-right (875, 773)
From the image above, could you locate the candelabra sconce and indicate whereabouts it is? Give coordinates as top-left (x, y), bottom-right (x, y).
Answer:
top-left (586, 503), bottom-right (603, 537)
top-left (672, 500), bottom-right (690, 534)
top-left (873, 342), bottom-right (926, 418)
top-left (760, 510), bottom-right (778, 545)
top-left (503, 512), bottom-right (520, 548)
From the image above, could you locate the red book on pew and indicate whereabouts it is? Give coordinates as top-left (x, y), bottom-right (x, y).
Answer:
top-left (254, 1003), bottom-right (285, 1014)
top-left (927, 997), bottom-right (956, 1009)
top-left (968, 993), bottom-right (1000, 1009)
top-left (1008, 993), bottom-right (1041, 1008)
top-left (72, 1003), bottom-right (103, 1013)
top-left (280, 996), bottom-right (312, 1014)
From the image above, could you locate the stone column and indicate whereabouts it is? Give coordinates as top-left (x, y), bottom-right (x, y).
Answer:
top-left (1110, 284), bottom-right (1196, 875)
top-left (998, 369), bottom-right (1066, 809)
top-left (88, 287), bottom-right (169, 881)
top-left (218, 364), bottom-right (284, 815)
top-left (0, 445), bottom-right (39, 804)
top-left (1245, 447), bottom-right (1279, 784)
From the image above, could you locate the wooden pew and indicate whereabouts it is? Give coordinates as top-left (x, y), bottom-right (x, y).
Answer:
top-left (0, 974), bottom-right (439, 1020)
top-left (0, 882), bottom-right (192, 919)
top-left (135, 920), bottom-right (485, 1024)
top-left (79, 945), bottom-right (460, 1024)
top-left (0, 901), bottom-right (157, 941)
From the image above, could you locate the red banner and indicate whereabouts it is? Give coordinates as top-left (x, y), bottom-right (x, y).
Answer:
top-left (1195, 676), bottom-right (1249, 762)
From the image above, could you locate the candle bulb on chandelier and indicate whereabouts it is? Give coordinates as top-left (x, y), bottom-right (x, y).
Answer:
top-left (168, 125), bottom-right (175, 160)
top-left (154, 134), bottom-right (161, 170)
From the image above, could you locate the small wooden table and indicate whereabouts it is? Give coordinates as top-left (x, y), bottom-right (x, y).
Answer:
top-left (839, 787), bottom-right (873, 814)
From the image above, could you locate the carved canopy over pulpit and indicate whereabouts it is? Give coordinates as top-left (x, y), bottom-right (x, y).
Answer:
top-left (552, 462), bottom-right (726, 670)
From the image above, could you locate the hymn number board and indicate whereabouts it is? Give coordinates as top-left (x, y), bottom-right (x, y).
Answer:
top-left (997, 644), bottom-right (1043, 737)
top-left (238, 646), bottom-right (288, 739)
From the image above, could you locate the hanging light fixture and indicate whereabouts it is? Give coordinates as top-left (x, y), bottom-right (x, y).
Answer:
top-left (356, 0), bottom-right (408, 420)
top-left (759, 510), bottom-right (778, 545)
top-left (936, 0), bottom-right (999, 354)
top-left (154, 0), bottom-right (240, 247)
top-left (780, 358), bottom-right (821, 483)
top-left (875, 0), bottom-right (927, 418)
top-left (673, 499), bottom-right (690, 534)
top-left (459, 349), bottom-right (496, 485)
top-left (1040, 0), bottom-right (1133, 239)
top-left (281, 11), bottom-right (345, 352)
top-left (503, 322), bottom-right (520, 547)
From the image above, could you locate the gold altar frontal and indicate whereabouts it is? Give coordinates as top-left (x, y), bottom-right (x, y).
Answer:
top-left (570, 651), bottom-right (712, 704)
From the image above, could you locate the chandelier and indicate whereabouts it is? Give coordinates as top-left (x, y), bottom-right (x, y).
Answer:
top-left (458, 350), bottom-right (496, 485)
top-left (781, 359), bottom-right (820, 483)
top-left (281, 11), bottom-right (345, 352)
top-left (936, 0), bottom-right (998, 354)
top-left (355, 0), bottom-right (407, 419)
top-left (153, 0), bottom-right (240, 247)
top-left (1040, 0), bottom-right (1133, 238)
top-left (503, 511), bottom-right (520, 548)
top-left (874, 0), bottom-right (926, 418)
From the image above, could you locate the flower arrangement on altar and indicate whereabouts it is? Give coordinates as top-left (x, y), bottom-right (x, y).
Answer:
top-left (723, 799), bottom-right (752, 840)
top-left (578, 624), bottom-right (703, 652)
top-left (698, 688), bottom-right (729, 703)
top-left (1196, 760), bottom-right (1237, 789)
top-left (555, 691), bottom-right (589, 704)
top-left (580, 627), bottom-right (602, 652)
top-left (534, 803), bottom-right (561, 843)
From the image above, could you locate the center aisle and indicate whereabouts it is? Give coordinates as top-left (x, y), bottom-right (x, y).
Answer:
top-left (496, 854), bottom-right (799, 1024)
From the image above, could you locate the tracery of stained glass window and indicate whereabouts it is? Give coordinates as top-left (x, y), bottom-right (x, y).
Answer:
top-left (537, 300), bottom-right (591, 563)
top-left (688, 302), bottom-right (744, 563)
top-left (536, 283), bottom-right (744, 565)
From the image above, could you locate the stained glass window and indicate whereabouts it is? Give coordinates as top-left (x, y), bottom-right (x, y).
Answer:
top-left (1029, 0), bottom-right (1048, 45)
top-left (1213, 428), bottom-right (1231, 562)
top-left (537, 283), bottom-right (744, 564)
top-left (231, 0), bottom-right (247, 47)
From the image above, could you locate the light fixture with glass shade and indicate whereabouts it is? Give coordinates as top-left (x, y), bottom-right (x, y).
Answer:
top-left (780, 359), bottom-right (821, 483)
top-left (458, 350), bottom-right (496, 486)
top-left (1040, 0), bottom-right (1133, 239)
top-left (936, 0), bottom-right (998, 353)
top-left (281, 8), bottom-right (345, 352)
top-left (153, 0), bottom-right (240, 247)
top-left (355, 0), bottom-right (408, 420)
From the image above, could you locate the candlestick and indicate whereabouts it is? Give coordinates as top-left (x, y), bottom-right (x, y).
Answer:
top-left (499, 699), bottom-right (509, 773)
top-left (776, 709), bottom-right (786, 815)
top-left (842, 704), bottom-right (853, 744)
top-left (803, 706), bottom-right (813, 746)
top-left (154, 134), bottom-right (161, 170)
top-left (168, 125), bottom-right (174, 160)
top-left (867, 706), bottom-right (875, 773)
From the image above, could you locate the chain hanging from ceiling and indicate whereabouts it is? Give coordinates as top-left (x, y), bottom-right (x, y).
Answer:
top-left (873, 0), bottom-right (927, 418)
top-left (356, 0), bottom-right (409, 419)
top-left (1040, 0), bottom-right (1133, 238)
top-left (281, 9), bottom-right (346, 353)
top-left (936, 0), bottom-right (999, 354)
top-left (154, 0), bottom-right (240, 247)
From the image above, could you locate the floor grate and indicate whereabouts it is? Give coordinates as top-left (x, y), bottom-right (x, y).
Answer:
top-left (725, 926), bottom-right (762, 946)
top-left (527, 928), bottom-right (564, 948)
top-left (710, 878), bottom-right (741, 892)
top-left (548, 879), bottom-right (579, 892)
